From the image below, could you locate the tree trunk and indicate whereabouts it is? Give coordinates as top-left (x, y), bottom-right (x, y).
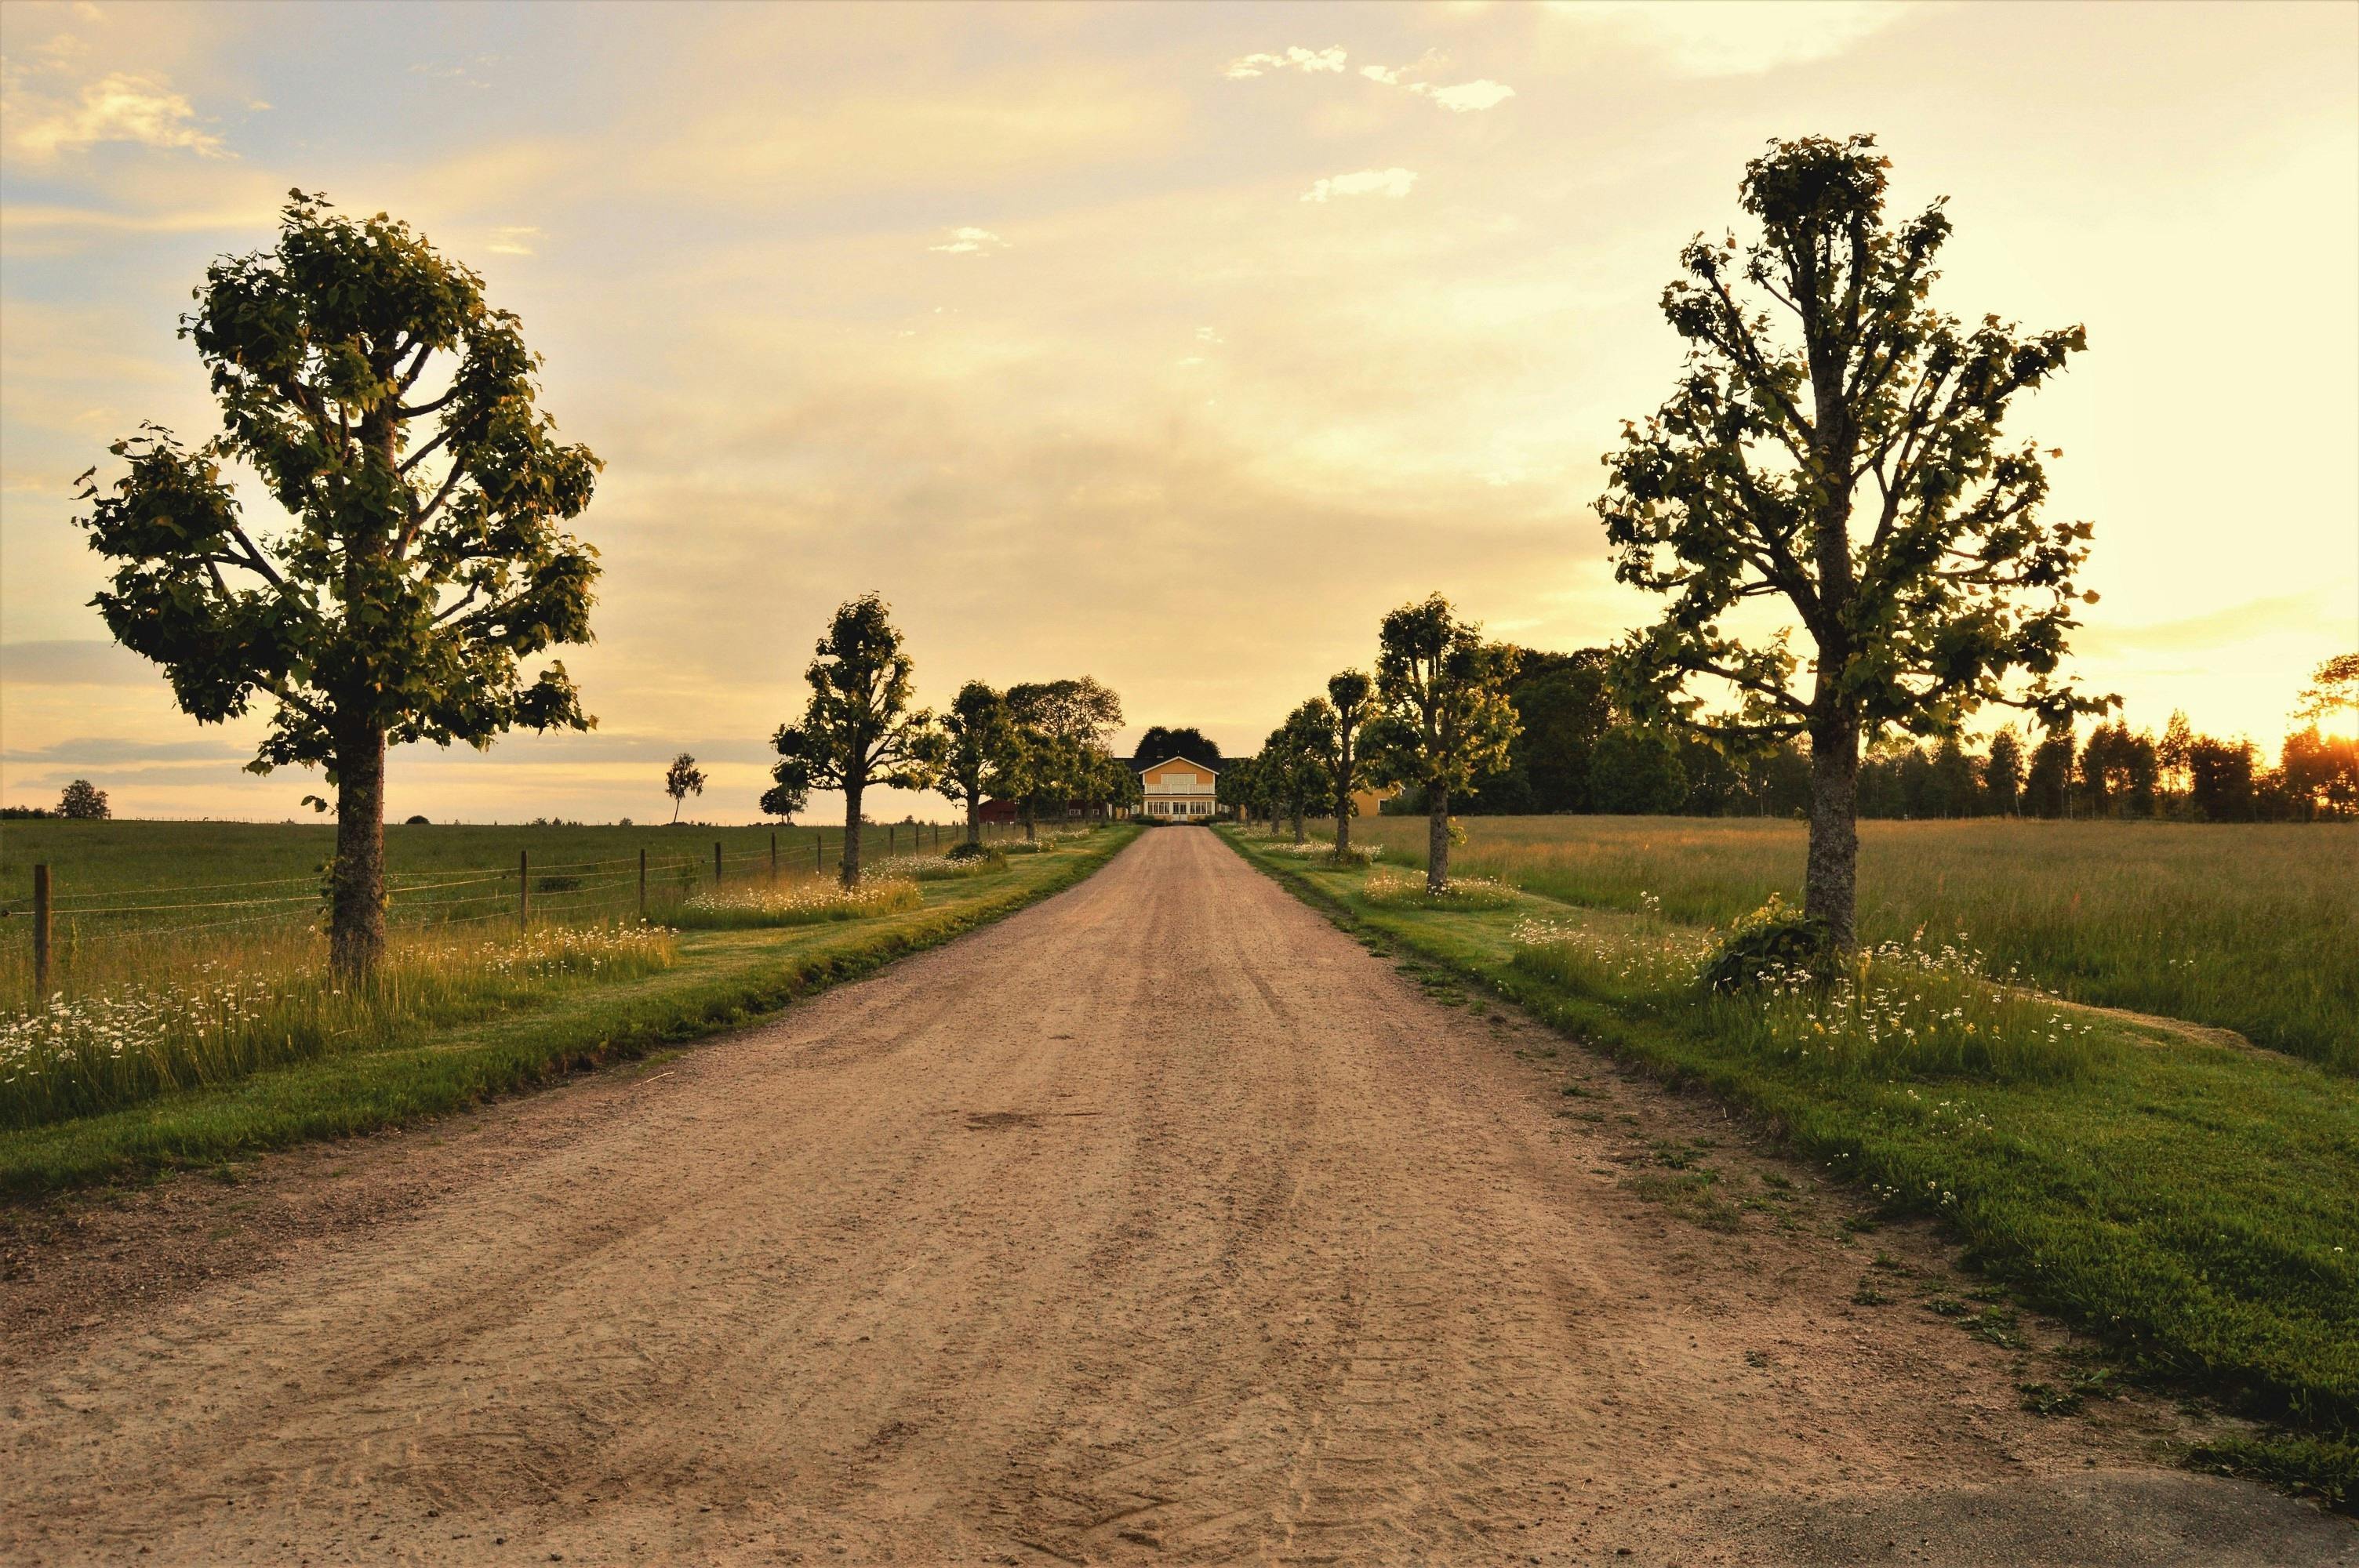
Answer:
top-left (1022, 802), bottom-right (1037, 843)
top-left (670, 793), bottom-right (681, 824)
top-left (841, 782), bottom-right (864, 887)
top-left (1805, 720), bottom-right (1860, 949)
top-left (1333, 748), bottom-right (1353, 856)
top-left (964, 793), bottom-right (981, 848)
top-left (1291, 806), bottom-right (1306, 844)
top-left (329, 724), bottom-right (388, 980)
top-left (1427, 785), bottom-right (1450, 893)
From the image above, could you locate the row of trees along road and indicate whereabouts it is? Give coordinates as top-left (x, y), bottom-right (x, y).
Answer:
top-left (1246, 136), bottom-right (2108, 946)
top-left (1231, 594), bottom-right (1518, 895)
top-left (767, 594), bottom-right (1135, 887)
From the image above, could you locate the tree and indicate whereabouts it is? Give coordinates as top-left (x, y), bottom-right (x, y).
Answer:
top-left (1265, 700), bottom-right (1336, 843)
top-left (1595, 136), bottom-right (2104, 948)
top-left (56, 779), bottom-right (111, 820)
top-left (2157, 710), bottom-right (2196, 804)
top-left (2186, 735), bottom-right (2257, 822)
top-left (758, 781), bottom-right (802, 823)
top-left (1983, 728), bottom-right (2023, 815)
top-left (1929, 735), bottom-right (1979, 817)
top-left (2078, 720), bottom-right (2157, 818)
top-left (2023, 730), bottom-right (2074, 818)
top-left (2291, 652), bottom-right (2358, 728)
top-left (1325, 670), bottom-right (1373, 853)
top-left (770, 594), bottom-right (938, 885)
top-left (2280, 727), bottom-right (2359, 818)
top-left (1134, 725), bottom-right (1221, 768)
top-left (1364, 594), bottom-right (1518, 891)
top-left (933, 681), bottom-right (1014, 845)
top-left (1216, 753), bottom-right (1266, 826)
top-left (1005, 677), bottom-right (1124, 837)
top-left (665, 753), bottom-right (707, 823)
top-left (1588, 726), bottom-right (1687, 815)
top-left (75, 192), bottom-right (601, 978)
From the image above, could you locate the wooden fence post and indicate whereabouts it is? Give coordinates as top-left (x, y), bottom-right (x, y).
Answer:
top-left (638, 848), bottom-right (647, 919)
top-left (815, 835), bottom-right (823, 874)
top-left (888, 823), bottom-right (896, 855)
top-left (714, 840), bottom-right (723, 887)
top-left (770, 831), bottom-right (778, 883)
top-left (31, 864), bottom-right (51, 996)
top-left (518, 849), bottom-right (529, 931)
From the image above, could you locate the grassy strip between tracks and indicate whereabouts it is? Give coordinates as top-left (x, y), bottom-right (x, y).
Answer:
top-left (0, 827), bottom-right (1137, 1199)
top-left (1220, 829), bottom-right (2358, 1510)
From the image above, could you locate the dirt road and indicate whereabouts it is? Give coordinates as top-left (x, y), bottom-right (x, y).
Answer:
top-left (2, 829), bottom-right (2347, 1566)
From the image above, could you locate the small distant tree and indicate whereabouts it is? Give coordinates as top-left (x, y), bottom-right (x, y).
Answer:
top-left (934, 681), bottom-right (1013, 845)
top-left (1587, 727), bottom-right (1687, 815)
top-left (1325, 670), bottom-right (1373, 854)
top-left (664, 753), bottom-right (706, 823)
top-left (758, 781), bottom-right (802, 824)
top-left (74, 191), bottom-right (602, 978)
top-left (770, 594), bottom-right (938, 885)
top-left (56, 779), bottom-right (111, 820)
top-left (1983, 728), bottom-right (2023, 815)
top-left (1135, 726), bottom-right (1222, 768)
top-left (1595, 136), bottom-right (2105, 948)
top-left (2280, 727), bottom-right (2359, 818)
top-left (1929, 736), bottom-right (1980, 818)
top-left (2186, 735), bottom-right (2257, 822)
top-left (1364, 594), bottom-right (1518, 891)
top-left (1216, 753), bottom-right (1263, 826)
top-left (2157, 710), bottom-right (2196, 804)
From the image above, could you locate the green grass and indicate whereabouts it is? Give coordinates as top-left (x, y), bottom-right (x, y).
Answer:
top-left (1225, 826), bottom-right (2359, 1507)
top-left (0, 826), bottom-right (1135, 1196)
top-left (1348, 814), bottom-right (2359, 1072)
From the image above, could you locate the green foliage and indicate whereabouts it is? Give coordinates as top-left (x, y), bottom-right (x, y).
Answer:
top-left (664, 752), bottom-right (707, 822)
top-left (942, 840), bottom-right (1002, 866)
top-left (1587, 725), bottom-right (1688, 815)
top-left (1263, 699), bottom-right (1336, 833)
top-left (75, 191), bottom-right (602, 773)
top-left (1597, 135), bottom-right (2103, 750)
top-left (1364, 593), bottom-right (1519, 808)
top-left (55, 780), bottom-right (110, 821)
top-left (771, 594), bottom-right (937, 878)
top-left (1697, 892), bottom-right (1834, 994)
top-left (1135, 725), bottom-right (1221, 768)
top-left (1001, 677), bottom-right (1127, 826)
top-left (930, 681), bottom-right (1015, 831)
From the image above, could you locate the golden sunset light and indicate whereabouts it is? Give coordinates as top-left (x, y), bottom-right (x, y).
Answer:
top-left (2, 0), bottom-right (2351, 823)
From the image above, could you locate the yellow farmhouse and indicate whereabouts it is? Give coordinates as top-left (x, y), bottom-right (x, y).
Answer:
top-left (1138, 755), bottom-right (1219, 820)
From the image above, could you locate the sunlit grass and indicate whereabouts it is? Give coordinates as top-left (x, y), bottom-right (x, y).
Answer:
top-left (663, 876), bottom-right (924, 929)
top-left (1348, 814), bottom-right (2358, 1071)
top-left (0, 920), bottom-right (673, 1128)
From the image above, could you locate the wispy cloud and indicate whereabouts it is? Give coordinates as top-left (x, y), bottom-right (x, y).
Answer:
top-left (1421, 79), bottom-right (1515, 114)
top-left (929, 226), bottom-right (1009, 255)
top-left (486, 225), bottom-right (540, 256)
top-left (1223, 45), bottom-right (1347, 81)
top-left (1301, 168), bottom-right (1417, 203)
top-left (2, 68), bottom-right (228, 158)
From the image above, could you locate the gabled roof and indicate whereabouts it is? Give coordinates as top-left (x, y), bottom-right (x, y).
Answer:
top-left (1133, 753), bottom-right (1221, 776)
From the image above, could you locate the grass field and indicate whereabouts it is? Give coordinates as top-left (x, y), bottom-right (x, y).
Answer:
top-left (1349, 815), bottom-right (2358, 1073)
top-left (0, 823), bottom-right (1134, 1194)
top-left (1226, 826), bottom-right (2359, 1504)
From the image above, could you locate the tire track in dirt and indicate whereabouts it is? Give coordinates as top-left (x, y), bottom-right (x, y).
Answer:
top-left (1, 829), bottom-right (2349, 1566)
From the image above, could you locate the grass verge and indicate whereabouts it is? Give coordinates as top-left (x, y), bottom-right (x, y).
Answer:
top-left (0, 827), bottom-right (1136, 1198)
top-left (1223, 827), bottom-right (2358, 1511)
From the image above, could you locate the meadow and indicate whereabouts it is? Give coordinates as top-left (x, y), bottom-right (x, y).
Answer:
top-left (0, 818), bottom-right (1131, 1192)
top-left (1348, 815), bottom-right (2358, 1073)
top-left (1226, 825), bottom-right (2359, 1502)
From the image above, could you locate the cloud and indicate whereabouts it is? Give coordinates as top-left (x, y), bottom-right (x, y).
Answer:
top-left (3, 69), bottom-right (228, 159)
top-left (929, 226), bottom-right (1009, 256)
top-left (1301, 168), bottom-right (1418, 203)
top-left (0, 640), bottom-right (155, 688)
top-left (1419, 79), bottom-right (1516, 114)
top-left (1551, 0), bottom-right (1919, 77)
top-left (1223, 45), bottom-right (1348, 80)
top-left (486, 225), bottom-right (540, 256)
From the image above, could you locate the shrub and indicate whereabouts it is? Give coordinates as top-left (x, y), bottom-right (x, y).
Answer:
top-left (1700, 893), bottom-right (1833, 994)
top-left (943, 840), bottom-right (995, 862)
top-left (403, 814), bottom-right (431, 826)
top-left (664, 877), bottom-right (922, 929)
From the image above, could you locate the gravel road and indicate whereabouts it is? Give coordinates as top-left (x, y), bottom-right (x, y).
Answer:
top-left (2, 828), bottom-right (2347, 1566)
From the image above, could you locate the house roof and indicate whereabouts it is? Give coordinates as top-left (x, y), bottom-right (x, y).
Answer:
top-left (1132, 753), bottom-right (1221, 776)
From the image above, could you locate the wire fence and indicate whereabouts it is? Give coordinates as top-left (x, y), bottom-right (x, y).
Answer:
top-left (0, 818), bottom-right (1055, 992)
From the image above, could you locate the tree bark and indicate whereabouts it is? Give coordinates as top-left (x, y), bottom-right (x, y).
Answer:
top-left (841, 781), bottom-right (864, 887)
top-left (1022, 801), bottom-right (1037, 843)
top-left (1291, 804), bottom-right (1306, 844)
top-left (964, 792), bottom-right (981, 847)
top-left (1805, 719), bottom-right (1860, 949)
top-left (329, 724), bottom-right (388, 980)
top-left (1333, 735), bottom-right (1354, 855)
top-left (1427, 785), bottom-right (1450, 893)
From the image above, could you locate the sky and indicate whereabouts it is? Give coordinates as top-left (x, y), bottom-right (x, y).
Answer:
top-left (2, 0), bottom-right (2354, 824)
